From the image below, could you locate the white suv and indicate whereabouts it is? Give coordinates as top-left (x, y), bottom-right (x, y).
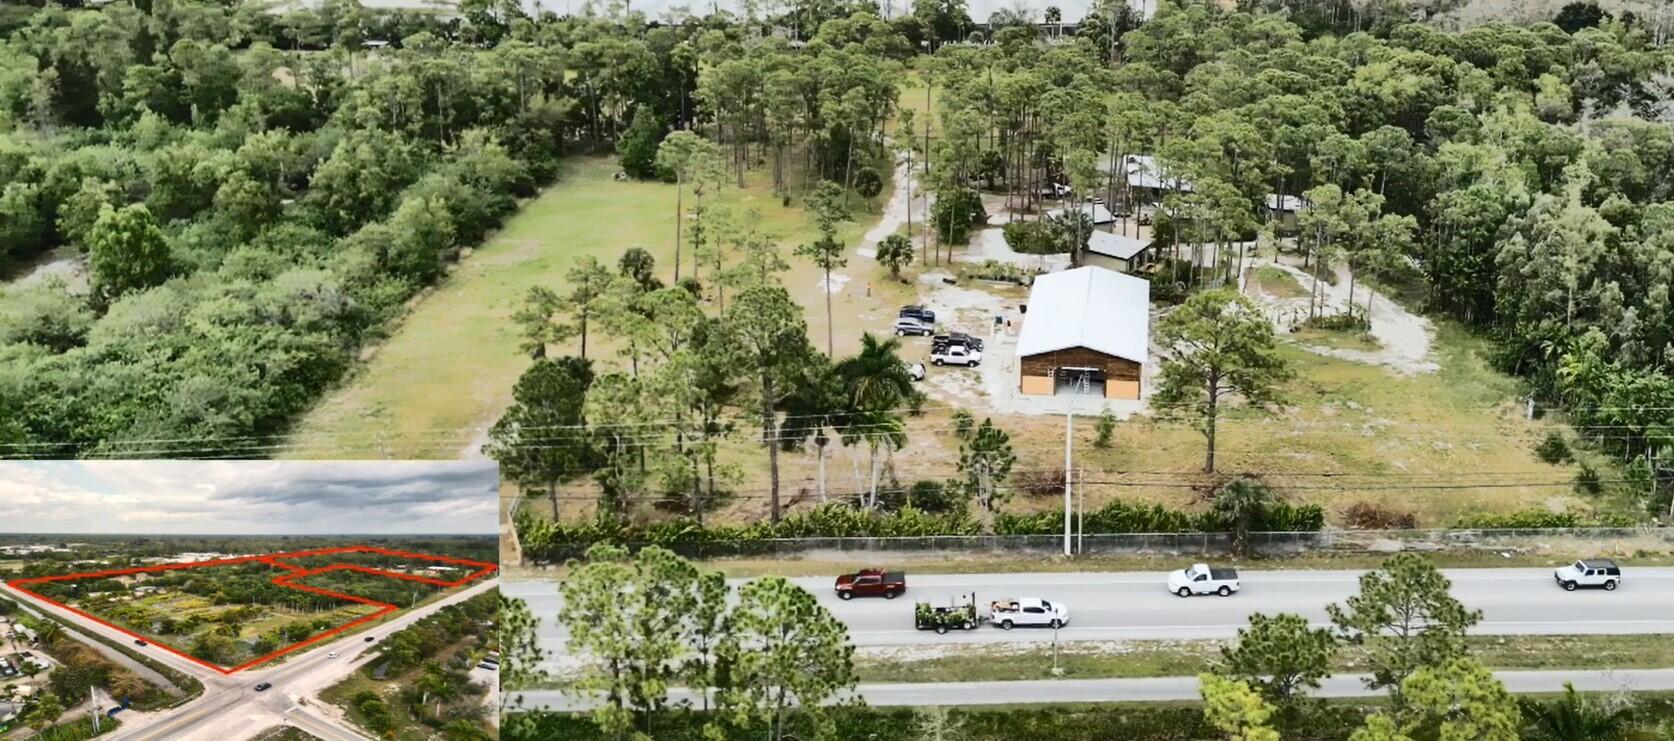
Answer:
top-left (1554, 558), bottom-right (1621, 591)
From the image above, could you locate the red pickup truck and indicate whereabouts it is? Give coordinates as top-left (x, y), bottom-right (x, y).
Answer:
top-left (834, 569), bottom-right (906, 600)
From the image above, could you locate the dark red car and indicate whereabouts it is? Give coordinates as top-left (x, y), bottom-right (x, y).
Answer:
top-left (834, 569), bottom-right (906, 600)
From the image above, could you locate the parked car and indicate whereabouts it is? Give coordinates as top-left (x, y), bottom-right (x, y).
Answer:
top-left (905, 362), bottom-right (926, 381)
top-left (254, 683), bottom-right (272, 692)
top-left (1168, 564), bottom-right (1241, 597)
top-left (915, 597), bottom-right (979, 634)
top-left (987, 597), bottom-right (1069, 630)
top-left (932, 333), bottom-right (984, 352)
top-left (894, 317), bottom-right (933, 337)
top-left (931, 346), bottom-right (981, 367)
top-left (834, 569), bottom-right (907, 600)
top-left (1554, 558), bottom-right (1621, 591)
top-left (899, 305), bottom-right (936, 324)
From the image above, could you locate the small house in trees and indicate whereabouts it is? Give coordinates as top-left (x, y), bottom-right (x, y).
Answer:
top-left (1017, 266), bottom-right (1150, 400)
top-left (1265, 194), bottom-right (1305, 232)
top-left (1122, 154), bottom-right (1193, 203)
top-left (1044, 202), bottom-right (1116, 225)
top-left (1084, 231), bottom-right (1152, 273)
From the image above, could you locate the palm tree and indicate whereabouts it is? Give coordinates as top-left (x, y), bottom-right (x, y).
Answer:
top-left (1523, 683), bottom-right (1633, 740)
top-left (876, 233), bottom-right (915, 279)
top-left (1210, 477), bottom-right (1275, 555)
top-left (779, 357), bottom-right (844, 502)
top-left (417, 662), bottom-right (459, 720)
top-left (835, 333), bottom-right (922, 507)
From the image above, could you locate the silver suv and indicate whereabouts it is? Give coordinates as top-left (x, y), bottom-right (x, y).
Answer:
top-left (1554, 558), bottom-right (1621, 591)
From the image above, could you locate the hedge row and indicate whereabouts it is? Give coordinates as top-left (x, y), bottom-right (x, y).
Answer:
top-left (517, 499), bottom-right (1325, 562)
top-left (1452, 509), bottom-right (1638, 529)
top-left (507, 703), bottom-right (1375, 741)
top-left (510, 695), bottom-right (1674, 741)
top-left (996, 500), bottom-right (1325, 535)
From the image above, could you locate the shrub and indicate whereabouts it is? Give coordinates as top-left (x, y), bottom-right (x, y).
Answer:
top-left (1094, 407), bottom-right (1115, 449)
top-left (1001, 220), bottom-right (1063, 255)
top-left (1535, 431), bottom-right (1572, 464)
top-left (853, 166), bottom-right (883, 199)
top-left (965, 259), bottom-right (1034, 284)
top-left (1300, 312), bottom-right (1369, 332)
top-left (1575, 464), bottom-right (1602, 495)
top-left (518, 497), bottom-right (1328, 561)
top-left (876, 480), bottom-right (965, 515)
top-left (952, 409), bottom-right (975, 440)
top-left (1454, 509), bottom-right (1635, 528)
top-left (1340, 502), bottom-right (1417, 530)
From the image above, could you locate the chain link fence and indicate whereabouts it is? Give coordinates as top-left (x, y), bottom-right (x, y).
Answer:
top-left (639, 526), bottom-right (1674, 560)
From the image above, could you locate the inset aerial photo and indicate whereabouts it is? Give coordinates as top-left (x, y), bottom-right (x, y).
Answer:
top-left (0, 461), bottom-right (500, 741)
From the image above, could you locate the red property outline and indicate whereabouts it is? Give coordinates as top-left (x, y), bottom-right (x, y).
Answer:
top-left (6, 545), bottom-right (496, 675)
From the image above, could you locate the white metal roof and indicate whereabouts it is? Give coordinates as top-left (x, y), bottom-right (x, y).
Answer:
top-left (1017, 266), bottom-right (1150, 364)
top-left (1044, 202), bottom-right (1115, 224)
top-left (1086, 231), bottom-right (1149, 260)
top-left (1266, 194), bottom-right (1305, 212)
top-left (1124, 154), bottom-right (1194, 192)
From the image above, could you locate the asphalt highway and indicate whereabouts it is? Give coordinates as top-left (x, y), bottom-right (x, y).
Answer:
top-left (508, 567), bottom-right (1674, 661)
top-left (513, 668), bottom-right (1674, 709)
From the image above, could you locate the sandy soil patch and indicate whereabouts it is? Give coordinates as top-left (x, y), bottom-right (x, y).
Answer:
top-left (1245, 255), bottom-right (1437, 375)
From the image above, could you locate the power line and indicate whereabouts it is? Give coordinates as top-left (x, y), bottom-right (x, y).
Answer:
top-left (5, 398), bottom-right (1673, 452)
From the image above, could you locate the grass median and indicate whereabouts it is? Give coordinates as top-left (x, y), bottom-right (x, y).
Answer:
top-left (855, 633), bottom-right (1674, 683)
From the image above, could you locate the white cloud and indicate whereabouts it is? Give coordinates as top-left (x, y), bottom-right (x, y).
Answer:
top-left (0, 461), bottom-right (499, 535)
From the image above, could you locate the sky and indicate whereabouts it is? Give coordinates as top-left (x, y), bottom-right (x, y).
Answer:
top-left (0, 461), bottom-right (500, 535)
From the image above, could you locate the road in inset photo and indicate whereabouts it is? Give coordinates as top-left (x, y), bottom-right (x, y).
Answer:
top-left (0, 461), bottom-right (502, 741)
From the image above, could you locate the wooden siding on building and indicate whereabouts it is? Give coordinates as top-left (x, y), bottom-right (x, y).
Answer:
top-left (1019, 347), bottom-right (1141, 381)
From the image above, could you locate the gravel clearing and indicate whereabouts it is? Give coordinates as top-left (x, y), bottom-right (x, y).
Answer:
top-left (1246, 256), bottom-right (1437, 375)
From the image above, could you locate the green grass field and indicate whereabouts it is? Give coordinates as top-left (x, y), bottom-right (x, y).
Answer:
top-left (1292, 325), bottom-right (1382, 352)
top-left (1252, 265), bottom-right (1308, 299)
top-left (995, 320), bottom-right (1634, 526)
top-left (286, 156), bottom-right (887, 460)
top-left (288, 144), bottom-right (1633, 530)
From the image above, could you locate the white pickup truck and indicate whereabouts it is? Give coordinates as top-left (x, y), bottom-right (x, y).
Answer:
top-left (1167, 564), bottom-right (1240, 597)
top-left (931, 345), bottom-right (981, 367)
top-left (987, 597), bottom-right (1069, 629)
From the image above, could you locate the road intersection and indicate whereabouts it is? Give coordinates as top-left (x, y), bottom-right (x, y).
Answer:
top-left (1, 576), bottom-right (500, 741)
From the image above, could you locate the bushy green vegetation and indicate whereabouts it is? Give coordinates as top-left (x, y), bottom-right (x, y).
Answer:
top-left (326, 590), bottom-right (496, 741)
top-left (508, 694), bottom-right (1674, 741)
top-left (517, 495), bottom-right (1323, 562)
top-left (368, 591), bottom-right (495, 677)
top-left (0, 4), bottom-right (557, 456)
top-left (1453, 508), bottom-right (1636, 528)
top-left (538, 546), bottom-right (856, 741)
top-left (31, 626), bottom-right (171, 712)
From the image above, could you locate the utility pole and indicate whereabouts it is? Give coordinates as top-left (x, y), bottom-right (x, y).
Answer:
top-left (1064, 412), bottom-right (1073, 557)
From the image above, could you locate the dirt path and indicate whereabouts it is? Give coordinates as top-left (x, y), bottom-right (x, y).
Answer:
top-left (855, 148), bottom-right (926, 259)
top-left (1246, 255), bottom-right (1438, 375)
